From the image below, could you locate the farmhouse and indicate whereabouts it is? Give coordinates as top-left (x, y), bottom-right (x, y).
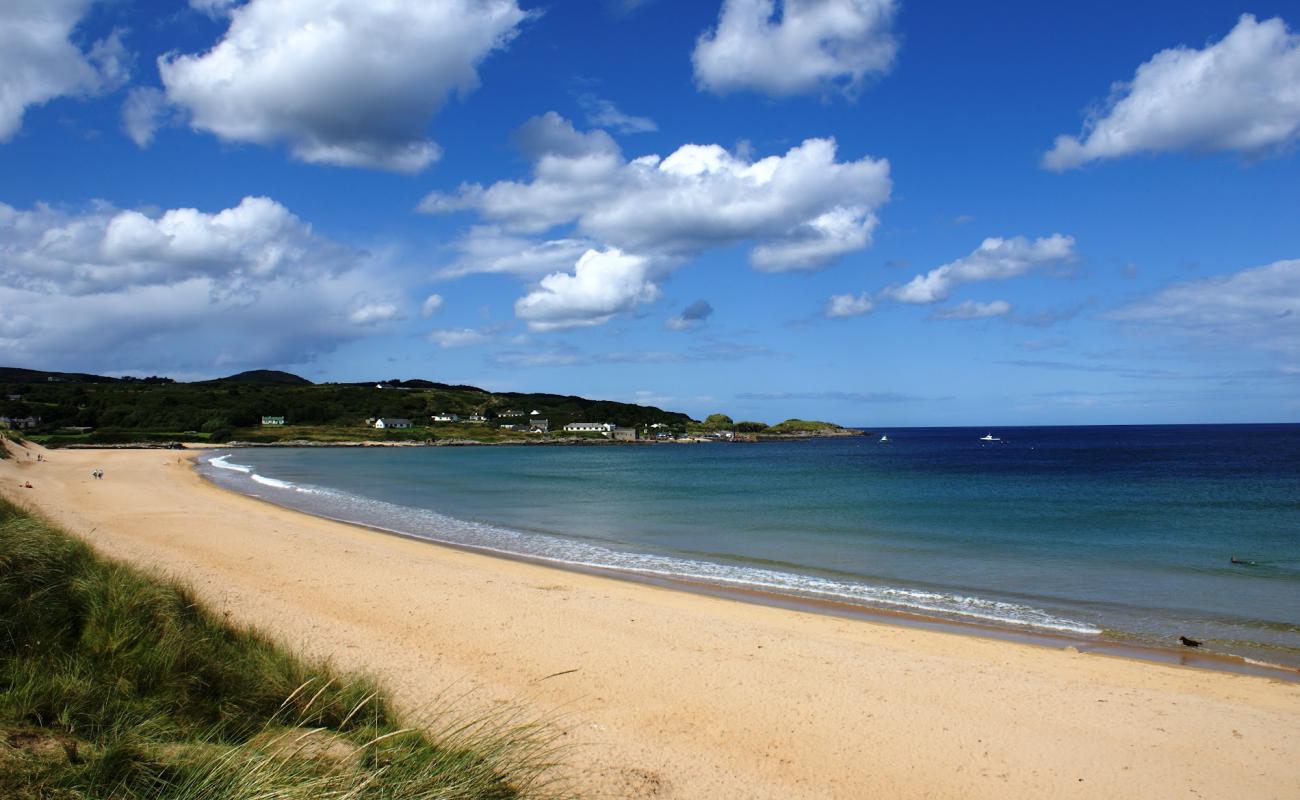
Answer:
top-left (374, 418), bottom-right (412, 429)
top-left (564, 422), bottom-right (614, 433)
top-left (431, 413), bottom-right (460, 423)
top-left (261, 416), bottom-right (285, 426)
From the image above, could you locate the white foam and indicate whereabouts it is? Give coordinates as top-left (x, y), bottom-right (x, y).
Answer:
top-left (209, 454), bottom-right (251, 473)
top-left (251, 473), bottom-right (295, 489)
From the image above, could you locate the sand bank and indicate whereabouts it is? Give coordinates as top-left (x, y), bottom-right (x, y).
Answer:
top-left (2, 442), bottom-right (1297, 799)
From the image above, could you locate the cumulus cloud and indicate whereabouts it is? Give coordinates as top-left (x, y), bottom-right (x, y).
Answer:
top-left (693, 0), bottom-right (898, 97)
top-left (0, 196), bottom-right (398, 373)
top-left (1044, 15), bottom-right (1300, 170)
top-left (0, 196), bottom-right (356, 296)
top-left (0, 1), bottom-right (131, 141)
top-left (1106, 258), bottom-right (1300, 356)
top-left (515, 248), bottom-right (660, 331)
top-left (428, 328), bottom-right (491, 348)
top-left (888, 235), bottom-right (1075, 304)
top-left (577, 94), bottom-right (657, 134)
top-left (423, 112), bottom-right (891, 272)
top-left (825, 291), bottom-right (873, 317)
top-left (420, 293), bottom-right (444, 317)
top-left (156, 0), bottom-right (528, 172)
top-left (437, 226), bottom-right (596, 279)
top-left (666, 299), bottom-right (714, 330)
top-left (931, 299), bottom-right (1011, 320)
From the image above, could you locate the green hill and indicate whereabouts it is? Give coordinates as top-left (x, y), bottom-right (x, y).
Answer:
top-left (0, 366), bottom-right (694, 444)
top-left (207, 369), bottom-right (314, 385)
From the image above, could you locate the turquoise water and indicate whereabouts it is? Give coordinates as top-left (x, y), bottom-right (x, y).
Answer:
top-left (200, 425), bottom-right (1300, 667)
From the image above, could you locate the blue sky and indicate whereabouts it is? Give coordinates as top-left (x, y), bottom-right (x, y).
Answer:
top-left (2, 0), bottom-right (1298, 425)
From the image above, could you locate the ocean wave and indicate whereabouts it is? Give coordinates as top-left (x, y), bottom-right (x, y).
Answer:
top-left (209, 455), bottom-right (252, 473)
top-left (198, 454), bottom-right (1102, 636)
top-left (250, 474), bottom-right (296, 490)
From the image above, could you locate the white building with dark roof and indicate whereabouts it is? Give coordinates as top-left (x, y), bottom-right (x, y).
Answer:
top-left (564, 422), bottom-right (614, 433)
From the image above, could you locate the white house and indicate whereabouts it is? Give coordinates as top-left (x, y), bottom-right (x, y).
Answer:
top-left (564, 422), bottom-right (614, 433)
top-left (431, 413), bottom-right (459, 423)
top-left (261, 416), bottom-right (285, 426)
top-left (468, 413), bottom-right (488, 422)
top-left (374, 418), bottom-right (412, 429)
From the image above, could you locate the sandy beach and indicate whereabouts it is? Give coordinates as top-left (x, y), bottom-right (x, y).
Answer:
top-left (2, 442), bottom-right (1297, 799)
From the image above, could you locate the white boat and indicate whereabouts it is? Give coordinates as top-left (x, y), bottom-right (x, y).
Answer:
top-left (979, 433), bottom-right (1000, 442)
top-left (879, 434), bottom-right (889, 443)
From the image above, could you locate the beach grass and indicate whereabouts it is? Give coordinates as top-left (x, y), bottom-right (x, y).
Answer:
top-left (0, 494), bottom-right (567, 799)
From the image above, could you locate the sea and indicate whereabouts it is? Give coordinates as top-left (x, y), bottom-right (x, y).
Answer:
top-left (198, 424), bottom-right (1300, 671)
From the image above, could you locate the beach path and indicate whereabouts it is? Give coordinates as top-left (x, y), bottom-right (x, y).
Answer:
top-left (1, 442), bottom-right (1297, 799)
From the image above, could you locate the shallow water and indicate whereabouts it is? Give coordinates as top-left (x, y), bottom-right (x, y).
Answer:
top-left (199, 424), bottom-right (1300, 667)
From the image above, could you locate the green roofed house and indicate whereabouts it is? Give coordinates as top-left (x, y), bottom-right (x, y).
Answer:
top-left (261, 416), bottom-right (286, 426)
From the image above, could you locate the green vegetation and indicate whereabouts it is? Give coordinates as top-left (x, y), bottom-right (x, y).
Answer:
top-left (1, 367), bottom-right (691, 446)
top-left (700, 414), bottom-right (734, 430)
top-left (0, 494), bottom-right (564, 799)
top-left (761, 419), bottom-right (845, 434)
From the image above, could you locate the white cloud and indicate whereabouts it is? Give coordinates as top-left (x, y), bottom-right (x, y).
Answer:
top-left (348, 301), bottom-right (403, 326)
top-left (428, 328), bottom-right (491, 348)
top-left (931, 299), bottom-right (1011, 320)
top-left (157, 0), bottom-right (529, 172)
top-left (826, 291), bottom-right (873, 317)
top-left (1044, 15), bottom-right (1300, 170)
top-left (666, 299), bottom-right (714, 330)
top-left (189, 0), bottom-right (240, 18)
top-left (0, 196), bottom-right (355, 296)
top-left (578, 94), bottom-right (657, 134)
top-left (515, 248), bottom-right (660, 331)
top-left (693, 0), bottom-right (898, 97)
top-left (1107, 258), bottom-right (1300, 356)
top-left (121, 87), bottom-right (168, 147)
top-left (437, 226), bottom-right (596, 279)
top-left (0, 1), bottom-right (131, 141)
top-left (0, 196), bottom-right (394, 373)
top-left (423, 113), bottom-right (891, 272)
top-left (421, 293), bottom-right (444, 317)
top-left (888, 235), bottom-right (1075, 304)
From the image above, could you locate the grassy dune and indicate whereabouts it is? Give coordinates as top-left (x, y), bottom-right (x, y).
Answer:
top-left (0, 493), bottom-right (566, 799)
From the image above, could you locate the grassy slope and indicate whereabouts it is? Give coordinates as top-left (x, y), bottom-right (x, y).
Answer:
top-left (761, 419), bottom-right (846, 434)
top-left (0, 493), bottom-right (565, 799)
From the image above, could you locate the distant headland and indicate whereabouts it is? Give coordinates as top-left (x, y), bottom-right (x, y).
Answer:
top-left (0, 367), bottom-right (864, 447)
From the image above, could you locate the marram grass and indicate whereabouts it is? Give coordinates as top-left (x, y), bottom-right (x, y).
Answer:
top-left (0, 493), bottom-right (570, 799)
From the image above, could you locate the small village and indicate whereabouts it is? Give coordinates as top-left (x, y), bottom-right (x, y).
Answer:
top-left (260, 409), bottom-right (752, 443)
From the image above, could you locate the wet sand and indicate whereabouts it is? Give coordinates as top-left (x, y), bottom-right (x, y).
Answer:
top-left (2, 441), bottom-right (1298, 799)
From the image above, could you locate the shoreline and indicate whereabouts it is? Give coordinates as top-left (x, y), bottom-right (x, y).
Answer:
top-left (198, 457), bottom-right (1300, 683)
top-left (3, 441), bottom-right (1298, 798)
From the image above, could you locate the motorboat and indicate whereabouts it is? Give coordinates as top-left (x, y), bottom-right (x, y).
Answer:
top-left (979, 433), bottom-right (1000, 442)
